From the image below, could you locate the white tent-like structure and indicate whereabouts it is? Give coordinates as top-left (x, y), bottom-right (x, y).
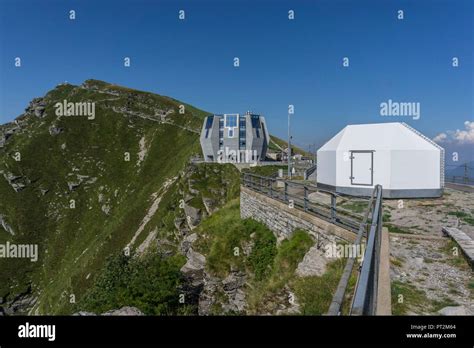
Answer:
top-left (316, 122), bottom-right (444, 198)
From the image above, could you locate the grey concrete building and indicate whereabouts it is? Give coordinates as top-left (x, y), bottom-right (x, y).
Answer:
top-left (200, 112), bottom-right (269, 163)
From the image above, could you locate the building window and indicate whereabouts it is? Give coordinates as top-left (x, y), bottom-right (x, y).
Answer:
top-left (225, 114), bottom-right (237, 128)
top-left (239, 115), bottom-right (246, 148)
top-left (205, 115), bottom-right (214, 138)
top-left (228, 129), bottom-right (234, 138)
top-left (251, 115), bottom-right (260, 138)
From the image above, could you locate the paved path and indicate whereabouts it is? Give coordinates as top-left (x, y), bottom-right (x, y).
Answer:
top-left (442, 227), bottom-right (474, 269)
top-left (445, 182), bottom-right (474, 193)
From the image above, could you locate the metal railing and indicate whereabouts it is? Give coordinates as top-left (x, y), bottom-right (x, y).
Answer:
top-left (445, 175), bottom-right (474, 185)
top-left (303, 164), bottom-right (317, 180)
top-left (241, 172), bottom-right (371, 233)
top-left (242, 173), bottom-right (385, 315)
top-left (445, 163), bottom-right (474, 186)
top-left (350, 184), bottom-right (383, 315)
top-left (326, 184), bottom-right (383, 316)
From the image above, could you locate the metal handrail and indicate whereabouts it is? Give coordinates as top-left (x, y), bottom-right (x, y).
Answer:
top-left (241, 173), bottom-right (370, 234)
top-left (327, 186), bottom-right (377, 315)
top-left (242, 173), bottom-right (384, 315)
top-left (350, 184), bottom-right (383, 315)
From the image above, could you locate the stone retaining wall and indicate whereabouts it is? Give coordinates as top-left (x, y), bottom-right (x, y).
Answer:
top-left (240, 186), bottom-right (355, 243)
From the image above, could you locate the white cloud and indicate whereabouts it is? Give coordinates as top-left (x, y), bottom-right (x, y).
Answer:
top-left (433, 121), bottom-right (474, 144)
top-left (433, 132), bottom-right (447, 143)
top-left (453, 121), bottom-right (474, 144)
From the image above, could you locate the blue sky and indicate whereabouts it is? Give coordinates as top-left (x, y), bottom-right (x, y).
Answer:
top-left (0, 0), bottom-right (472, 161)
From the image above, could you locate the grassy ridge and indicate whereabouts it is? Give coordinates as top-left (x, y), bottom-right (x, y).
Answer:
top-left (0, 80), bottom-right (207, 314)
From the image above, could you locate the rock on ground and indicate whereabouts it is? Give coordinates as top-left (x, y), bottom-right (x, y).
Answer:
top-left (438, 305), bottom-right (474, 316)
top-left (102, 306), bottom-right (144, 316)
top-left (296, 244), bottom-right (329, 277)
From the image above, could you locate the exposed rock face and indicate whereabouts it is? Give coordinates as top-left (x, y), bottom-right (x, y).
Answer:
top-left (26, 98), bottom-right (47, 118)
top-left (183, 203), bottom-right (202, 228)
top-left (67, 181), bottom-right (81, 191)
top-left (49, 125), bottom-right (63, 135)
top-left (202, 197), bottom-right (218, 215)
top-left (198, 273), bottom-right (220, 315)
top-left (221, 271), bottom-right (247, 313)
top-left (3, 172), bottom-right (28, 192)
top-left (73, 311), bottom-right (97, 316)
top-left (73, 306), bottom-right (145, 316)
top-left (180, 233), bottom-right (198, 254)
top-left (222, 271), bottom-right (246, 292)
top-left (181, 248), bottom-right (206, 288)
top-left (296, 243), bottom-right (329, 277)
top-left (1, 286), bottom-right (37, 315)
top-left (0, 214), bottom-right (14, 235)
top-left (198, 269), bottom-right (248, 315)
top-left (66, 175), bottom-right (97, 192)
top-left (102, 306), bottom-right (144, 316)
top-left (275, 287), bottom-right (301, 315)
top-left (101, 204), bottom-right (111, 215)
top-left (438, 305), bottom-right (474, 316)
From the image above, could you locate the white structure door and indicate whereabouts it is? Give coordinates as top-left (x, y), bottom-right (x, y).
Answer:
top-left (350, 151), bottom-right (373, 186)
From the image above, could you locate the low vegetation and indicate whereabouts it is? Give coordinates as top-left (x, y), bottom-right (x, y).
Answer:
top-left (448, 211), bottom-right (474, 226)
top-left (78, 252), bottom-right (195, 315)
top-left (195, 198), bottom-right (343, 315)
top-left (293, 259), bottom-right (355, 315)
top-left (391, 280), bottom-right (458, 315)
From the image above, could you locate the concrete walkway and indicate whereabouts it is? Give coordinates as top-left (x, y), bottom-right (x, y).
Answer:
top-left (445, 182), bottom-right (474, 193)
top-left (442, 227), bottom-right (474, 269)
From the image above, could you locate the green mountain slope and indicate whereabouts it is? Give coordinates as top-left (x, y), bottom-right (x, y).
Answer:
top-left (0, 80), bottom-right (210, 314)
top-left (0, 80), bottom-right (318, 316)
top-left (268, 135), bottom-right (312, 157)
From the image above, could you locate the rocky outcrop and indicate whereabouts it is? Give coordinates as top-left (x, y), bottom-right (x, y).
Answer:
top-left (0, 214), bottom-right (14, 235)
top-left (73, 306), bottom-right (145, 316)
top-left (73, 311), bottom-right (97, 316)
top-left (25, 98), bottom-right (47, 118)
top-left (180, 233), bottom-right (198, 254)
top-left (202, 197), bottom-right (218, 215)
top-left (3, 172), bottom-right (28, 192)
top-left (0, 286), bottom-right (37, 315)
top-left (296, 243), bottom-right (329, 277)
top-left (180, 248), bottom-right (206, 287)
top-left (101, 204), bottom-right (111, 215)
top-left (102, 306), bottom-right (144, 316)
top-left (49, 125), bottom-right (63, 136)
top-left (221, 271), bottom-right (247, 313)
top-left (438, 305), bottom-right (474, 316)
top-left (198, 273), bottom-right (221, 315)
top-left (183, 203), bottom-right (202, 228)
top-left (67, 181), bottom-right (81, 191)
top-left (67, 175), bottom-right (97, 191)
top-left (198, 269), bottom-right (248, 315)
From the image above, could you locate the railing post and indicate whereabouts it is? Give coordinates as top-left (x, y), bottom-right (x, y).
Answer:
top-left (284, 182), bottom-right (288, 202)
top-left (331, 195), bottom-right (336, 222)
top-left (304, 186), bottom-right (308, 211)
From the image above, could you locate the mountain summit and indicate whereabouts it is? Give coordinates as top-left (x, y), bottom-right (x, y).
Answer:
top-left (0, 80), bottom-right (212, 314)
